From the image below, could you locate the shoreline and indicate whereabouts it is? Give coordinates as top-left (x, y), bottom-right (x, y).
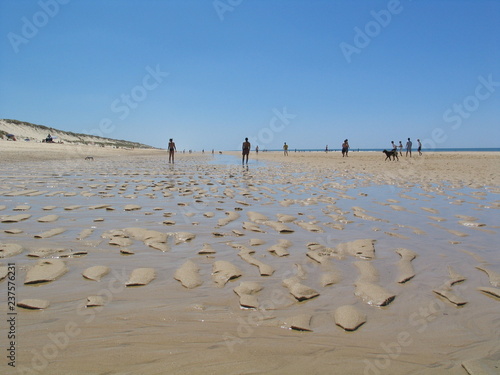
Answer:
top-left (1, 141), bottom-right (499, 186)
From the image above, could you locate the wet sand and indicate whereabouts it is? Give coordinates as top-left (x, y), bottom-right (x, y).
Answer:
top-left (1, 144), bottom-right (499, 374)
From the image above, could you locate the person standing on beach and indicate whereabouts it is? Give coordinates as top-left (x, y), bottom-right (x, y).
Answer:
top-left (391, 141), bottom-right (397, 152)
top-left (398, 141), bottom-right (403, 156)
top-left (417, 139), bottom-right (422, 156)
top-left (255, 145), bottom-right (259, 155)
top-left (168, 138), bottom-right (176, 163)
top-left (342, 139), bottom-right (349, 157)
top-left (242, 137), bottom-right (251, 164)
top-left (406, 138), bottom-right (412, 157)
top-left (283, 142), bottom-right (288, 156)
top-left (325, 145), bottom-right (329, 153)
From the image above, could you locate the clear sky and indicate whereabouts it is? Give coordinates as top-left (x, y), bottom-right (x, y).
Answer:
top-left (1, 0), bottom-right (499, 150)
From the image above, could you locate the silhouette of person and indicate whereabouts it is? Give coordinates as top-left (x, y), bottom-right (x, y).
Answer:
top-left (242, 137), bottom-right (251, 164)
top-left (342, 139), bottom-right (349, 157)
top-left (168, 138), bottom-right (176, 163)
top-left (406, 138), bottom-right (412, 157)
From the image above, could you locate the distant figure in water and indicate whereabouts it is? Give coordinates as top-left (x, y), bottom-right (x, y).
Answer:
top-left (242, 137), bottom-right (250, 164)
top-left (168, 138), bottom-right (176, 163)
top-left (417, 139), bottom-right (422, 156)
top-left (406, 138), bottom-right (412, 157)
top-left (255, 145), bottom-right (259, 154)
top-left (283, 142), bottom-right (289, 156)
top-left (342, 139), bottom-right (349, 157)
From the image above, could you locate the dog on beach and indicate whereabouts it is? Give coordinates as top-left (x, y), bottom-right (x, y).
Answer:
top-left (85, 156), bottom-right (94, 161)
top-left (383, 149), bottom-right (399, 161)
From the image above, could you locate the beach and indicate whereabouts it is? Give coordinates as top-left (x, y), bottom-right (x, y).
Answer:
top-left (1, 142), bottom-right (499, 374)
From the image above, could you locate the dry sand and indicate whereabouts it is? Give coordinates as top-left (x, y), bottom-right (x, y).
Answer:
top-left (0, 139), bottom-right (165, 162)
top-left (232, 150), bottom-right (500, 187)
top-left (1, 142), bottom-right (499, 374)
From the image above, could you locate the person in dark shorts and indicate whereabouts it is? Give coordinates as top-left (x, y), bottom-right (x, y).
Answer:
top-left (168, 138), bottom-right (176, 163)
top-left (342, 139), bottom-right (349, 157)
top-left (242, 137), bottom-right (251, 164)
top-left (417, 139), bottom-right (422, 156)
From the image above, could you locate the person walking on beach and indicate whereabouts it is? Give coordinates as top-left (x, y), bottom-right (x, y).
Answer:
top-left (168, 138), bottom-right (176, 163)
top-left (406, 138), bottom-right (412, 157)
top-left (342, 139), bottom-right (350, 157)
top-left (283, 142), bottom-right (288, 156)
top-left (398, 141), bottom-right (403, 156)
top-left (242, 137), bottom-right (251, 164)
top-left (417, 139), bottom-right (422, 156)
top-left (255, 145), bottom-right (259, 155)
top-left (391, 141), bottom-right (397, 152)
top-left (325, 145), bottom-right (329, 153)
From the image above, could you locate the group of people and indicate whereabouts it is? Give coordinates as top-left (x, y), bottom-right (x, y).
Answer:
top-left (391, 138), bottom-right (422, 157)
top-left (170, 136), bottom-right (422, 165)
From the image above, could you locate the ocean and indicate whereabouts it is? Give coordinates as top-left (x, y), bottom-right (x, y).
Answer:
top-left (252, 148), bottom-right (500, 152)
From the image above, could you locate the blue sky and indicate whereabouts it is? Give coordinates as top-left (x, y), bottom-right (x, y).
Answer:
top-left (1, 0), bottom-right (499, 150)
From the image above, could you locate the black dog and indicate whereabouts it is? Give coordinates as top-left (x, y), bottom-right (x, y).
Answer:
top-left (85, 156), bottom-right (94, 161)
top-left (382, 149), bottom-right (399, 161)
